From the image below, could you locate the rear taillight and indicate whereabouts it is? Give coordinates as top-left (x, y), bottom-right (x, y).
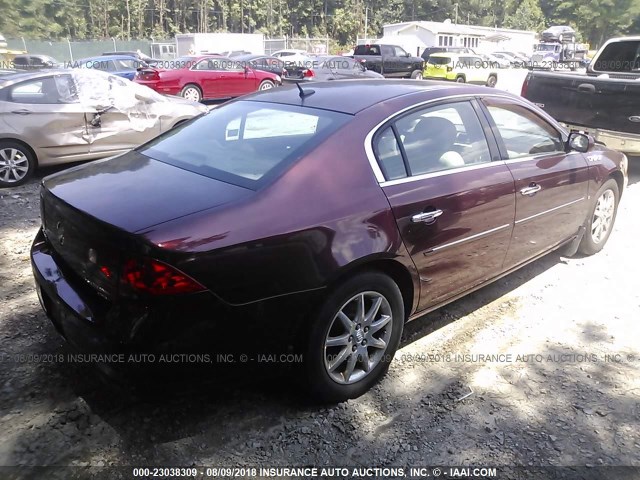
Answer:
top-left (137, 69), bottom-right (160, 81)
top-left (303, 68), bottom-right (315, 78)
top-left (122, 258), bottom-right (205, 295)
top-left (521, 74), bottom-right (529, 97)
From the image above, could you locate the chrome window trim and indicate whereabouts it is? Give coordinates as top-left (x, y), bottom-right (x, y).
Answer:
top-left (381, 160), bottom-right (503, 188)
top-left (515, 197), bottom-right (585, 225)
top-left (364, 92), bottom-right (525, 185)
top-left (429, 223), bottom-right (512, 253)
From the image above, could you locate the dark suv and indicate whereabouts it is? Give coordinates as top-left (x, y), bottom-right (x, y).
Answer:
top-left (421, 46), bottom-right (476, 62)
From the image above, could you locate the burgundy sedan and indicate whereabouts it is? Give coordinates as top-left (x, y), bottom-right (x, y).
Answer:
top-left (31, 80), bottom-right (627, 402)
top-left (134, 55), bottom-right (281, 102)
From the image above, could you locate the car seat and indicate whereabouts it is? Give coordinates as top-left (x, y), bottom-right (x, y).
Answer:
top-left (403, 116), bottom-right (465, 174)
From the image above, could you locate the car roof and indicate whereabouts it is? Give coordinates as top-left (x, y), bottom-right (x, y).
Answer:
top-left (233, 54), bottom-right (273, 61)
top-left (78, 55), bottom-right (139, 62)
top-left (429, 52), bottom-right (457, 58)
top-left (243, 79), bottom-right (504, 115)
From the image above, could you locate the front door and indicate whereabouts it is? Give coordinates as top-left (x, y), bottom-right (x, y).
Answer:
top-left (373, 100), bottom-right (516, 311)
top-left (0, 74), bottom-right (89, 160)
top-left (480, 98), bottom-right (591, 269)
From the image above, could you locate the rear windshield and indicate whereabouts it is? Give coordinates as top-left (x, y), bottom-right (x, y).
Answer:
top-left (139, 101), bottom-right (350, 189)
top-left (354, 45), bottom-right (380, 55)
top-left (592, 40), bottom-right (640, 72)
top-left (428, 56), bottom-right (452, 65)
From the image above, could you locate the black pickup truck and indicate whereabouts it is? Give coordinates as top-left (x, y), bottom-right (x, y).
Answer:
top-left (521, 36), bottom-right (640, 155)
top-left (353, 44), bottom-right (425, 79)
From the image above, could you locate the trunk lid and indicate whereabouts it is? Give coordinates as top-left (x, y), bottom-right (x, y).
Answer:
top-left (42, 151), bottom-right (252, 233)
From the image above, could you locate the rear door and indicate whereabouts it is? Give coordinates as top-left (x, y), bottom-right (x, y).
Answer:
top-left (80, 73), bottom-right (161, 156)
top-left (0, 74), bottom-right (89, 159)
top-left (373, 99), bottom-right (515, 311)
top-left (480, 97), bottom-right (590, 269)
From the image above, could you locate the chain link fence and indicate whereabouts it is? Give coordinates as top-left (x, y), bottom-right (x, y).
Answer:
top-left (5, 38), bottom-right (169, 62)
top-left (6, 36), bottom-right (330, 61)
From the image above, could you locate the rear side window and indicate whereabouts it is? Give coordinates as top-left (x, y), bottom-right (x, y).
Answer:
top-left (592, 40), bottom-right (640, 72)
top-left (140, 101), bottom-right (350, 189)
top-left (373, 101), bottom-right (491, 179)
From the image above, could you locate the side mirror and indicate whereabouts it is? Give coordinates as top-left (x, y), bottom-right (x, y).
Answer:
top-left (90, 113), bottom-right (102, 128)
top-left (405, 52), bottom-right (411, 57)
top-left (567, 132), bottom-right (590, 152)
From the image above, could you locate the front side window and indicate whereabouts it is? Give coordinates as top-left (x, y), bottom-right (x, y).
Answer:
top-left (139, 101), bottom-right (350, 188)
top-left (9, 75), bottom-right (76, 104)
top-left (484, 102), bottom-right (564, 158)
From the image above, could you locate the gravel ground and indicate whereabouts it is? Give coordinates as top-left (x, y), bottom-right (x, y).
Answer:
top-left (1, 159), bottom-right (639, 480)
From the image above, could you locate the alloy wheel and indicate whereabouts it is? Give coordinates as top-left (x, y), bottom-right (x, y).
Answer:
top-left (182, 87), bottom-right (201, 102)
top-left (0, 148), bottom-right (29, 184)
top-left (259, 81), bottom-right (274, 90)
top-left (591, 189), bottom-right (615, 244)
top-left (323, 291), bottom-right (393, 385)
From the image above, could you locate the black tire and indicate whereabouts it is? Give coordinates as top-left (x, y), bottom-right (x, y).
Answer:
top-left (410, 70), bottom-right (423, 80)
top-left (180, 83), bottom-right (202, 102)
top-left (303, 271), bottom-right (404, 403)
top-left (486, 74), bottom-right (497, 87)
top-left (258, 79), bottom-right (275, 91)
top-left (578, 179), bottom-right (619, 255)
top-left (455, 75), bottom-right (465, 83)
top-left (0, 140), bottom-right (36, 188)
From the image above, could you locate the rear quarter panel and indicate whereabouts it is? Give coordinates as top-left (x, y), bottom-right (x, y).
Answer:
top-left (140, 109), bottom-right (420, 308)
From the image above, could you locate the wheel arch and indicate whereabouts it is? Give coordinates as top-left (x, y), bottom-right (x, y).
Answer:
top-left (609, 169), bottom-right (625, 195)
top-left (325, 256), bottom-right (417, 322)
top-left (0, 137), bottom-right (39, 167)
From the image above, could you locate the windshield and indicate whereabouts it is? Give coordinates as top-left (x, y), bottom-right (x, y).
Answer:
top-left (535, 44), bottom-right (559, 52)
top-left (139, 101), bottom-right (351, 189)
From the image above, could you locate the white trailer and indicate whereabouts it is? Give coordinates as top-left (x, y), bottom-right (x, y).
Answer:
top-left (175, 33), bottom-right (265, 56)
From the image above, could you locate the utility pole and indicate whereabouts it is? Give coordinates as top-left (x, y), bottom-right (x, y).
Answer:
top-left (454, 3), bottom-right (458, 25)
top-left (364, 6), bottom-right (368, 40)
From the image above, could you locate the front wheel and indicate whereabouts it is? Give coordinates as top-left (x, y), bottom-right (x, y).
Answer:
top-left (304, 272), bottom-right (404, 402)
top-left (578, 179), bottom-right (620, 255)
top-left (455, 75), bottom-right (465, 83)
top-left (486, 74), bottom-right (497, 88)
top-left (180, 84), bottom-right (202, 102)
top-left (410, 70), bottom-right (423, 80)
top-left (0, 141), bottom-right (36, 188)
top-left (258, 80), bottom-right (275, 91)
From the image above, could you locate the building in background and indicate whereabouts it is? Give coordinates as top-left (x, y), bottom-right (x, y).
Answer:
top-left (364, 20), bottom-right (536, 56)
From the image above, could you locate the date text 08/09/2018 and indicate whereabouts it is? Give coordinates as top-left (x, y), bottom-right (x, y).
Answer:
top-left (131, 466), bottom-right (498, 478)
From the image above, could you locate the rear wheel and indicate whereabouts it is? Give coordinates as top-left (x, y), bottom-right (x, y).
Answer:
top-left (180, 84), bottom-right (202, 102)
top-left (0, 141), bottom-right (36, 188)
top-left (410, 70), bottom-right (423, 80)
top-left (578, 179), bottom-right (619, 255)
top-left (258, 80), bottom-right (275, 91)
top-left (304, 272), bottom-right (404, 403)
top-left (455, 75), bottom-right (466, 83)
top-left (486, 74), bottom-right (497, 87)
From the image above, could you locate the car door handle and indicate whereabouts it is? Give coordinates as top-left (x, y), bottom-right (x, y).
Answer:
top-left (577, 83), bottom-right (595, 94)
top-left (11, 109), bottom-right (31, 115)
top-left (411, 209), bottom-right (443, 224)
top-left (520, 184), bottom-right (542, 196)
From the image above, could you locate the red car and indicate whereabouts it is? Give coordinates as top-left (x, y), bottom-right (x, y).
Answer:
top-left (134, 55), bottom-right (281, 102)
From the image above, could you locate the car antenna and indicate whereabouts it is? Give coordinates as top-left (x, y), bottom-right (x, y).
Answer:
top-left (295, 81), bottom-right (315, 99)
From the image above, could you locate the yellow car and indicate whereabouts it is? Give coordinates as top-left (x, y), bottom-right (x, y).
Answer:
top-left (424, 53), bottom-right (498, 87)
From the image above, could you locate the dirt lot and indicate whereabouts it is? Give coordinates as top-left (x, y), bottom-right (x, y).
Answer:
top-left (1, 160), bottom-right (639, 479)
